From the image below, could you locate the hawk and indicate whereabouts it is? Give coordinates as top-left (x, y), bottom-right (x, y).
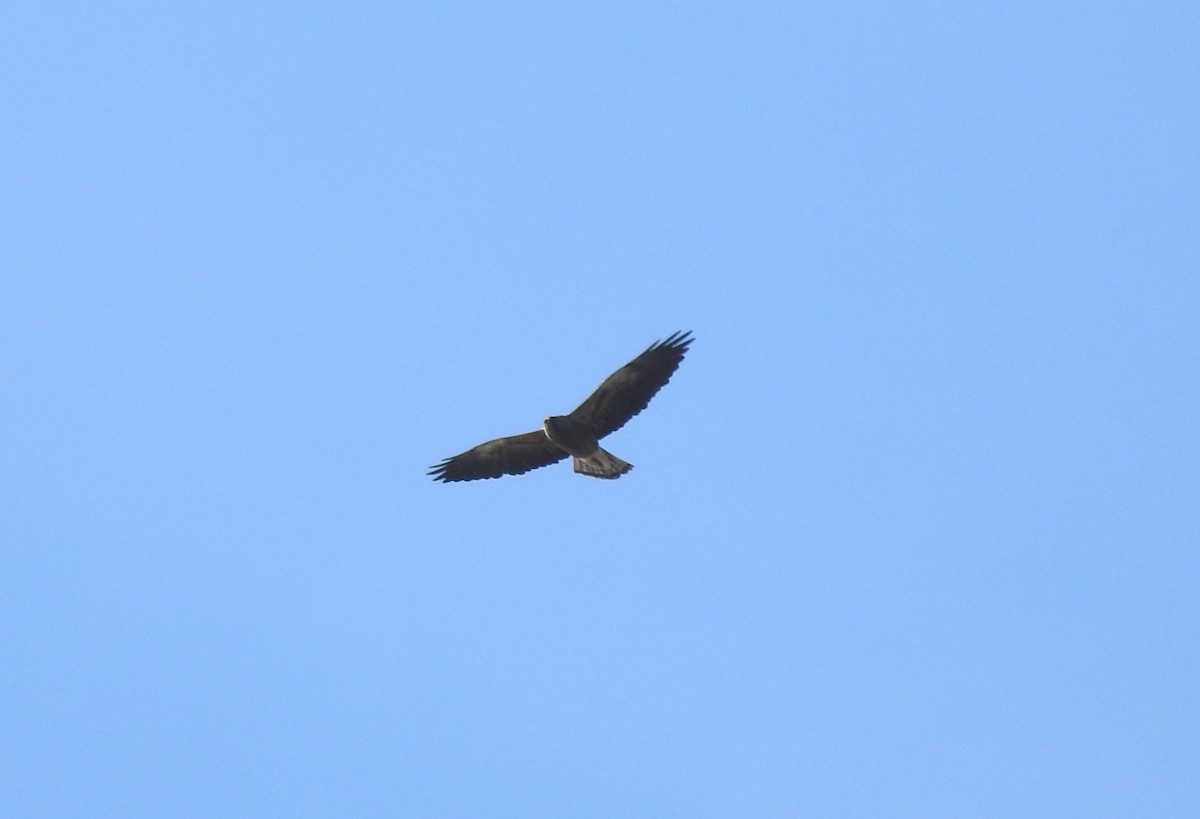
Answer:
top-left (429, 330), bottom-right (694, 482)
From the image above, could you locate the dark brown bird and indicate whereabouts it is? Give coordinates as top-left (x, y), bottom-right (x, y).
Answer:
top-left (429, 331), bottom-right (694, 482)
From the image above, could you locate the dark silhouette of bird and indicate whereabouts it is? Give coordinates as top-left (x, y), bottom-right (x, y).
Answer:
top-left (429, 331), bottom-right (694, 482)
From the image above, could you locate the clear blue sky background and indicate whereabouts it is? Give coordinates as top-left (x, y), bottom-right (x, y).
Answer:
top-left (4, 2), bottom-right (1198, 816)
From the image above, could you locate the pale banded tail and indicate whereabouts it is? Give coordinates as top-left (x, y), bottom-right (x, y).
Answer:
top-left (573, 448), bottom-right (633, 479)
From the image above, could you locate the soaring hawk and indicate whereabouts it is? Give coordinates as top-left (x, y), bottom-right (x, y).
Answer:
top-left (429, 331), bottom-right (694, 482)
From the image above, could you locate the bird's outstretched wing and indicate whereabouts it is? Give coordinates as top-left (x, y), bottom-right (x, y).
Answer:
top-left (428, 430), bottom-right (568, 482)
top-left (568, 330), bottom-right (693, 440)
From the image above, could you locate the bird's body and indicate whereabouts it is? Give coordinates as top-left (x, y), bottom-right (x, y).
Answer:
top-left (429, 331), bottom-right (693, 482)
top-left (543, 415), bottom-right (632, 479)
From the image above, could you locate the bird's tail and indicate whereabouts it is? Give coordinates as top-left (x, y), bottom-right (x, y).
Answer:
top-left (573, 448), bottom-right (633, 479)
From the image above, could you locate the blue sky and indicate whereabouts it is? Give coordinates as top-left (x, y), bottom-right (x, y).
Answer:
top-left (4, 2), bottom-right (1198, 816)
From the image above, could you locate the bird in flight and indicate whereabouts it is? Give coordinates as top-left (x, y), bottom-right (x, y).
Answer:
top-left (429, 331), bottom-right (694, 482)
